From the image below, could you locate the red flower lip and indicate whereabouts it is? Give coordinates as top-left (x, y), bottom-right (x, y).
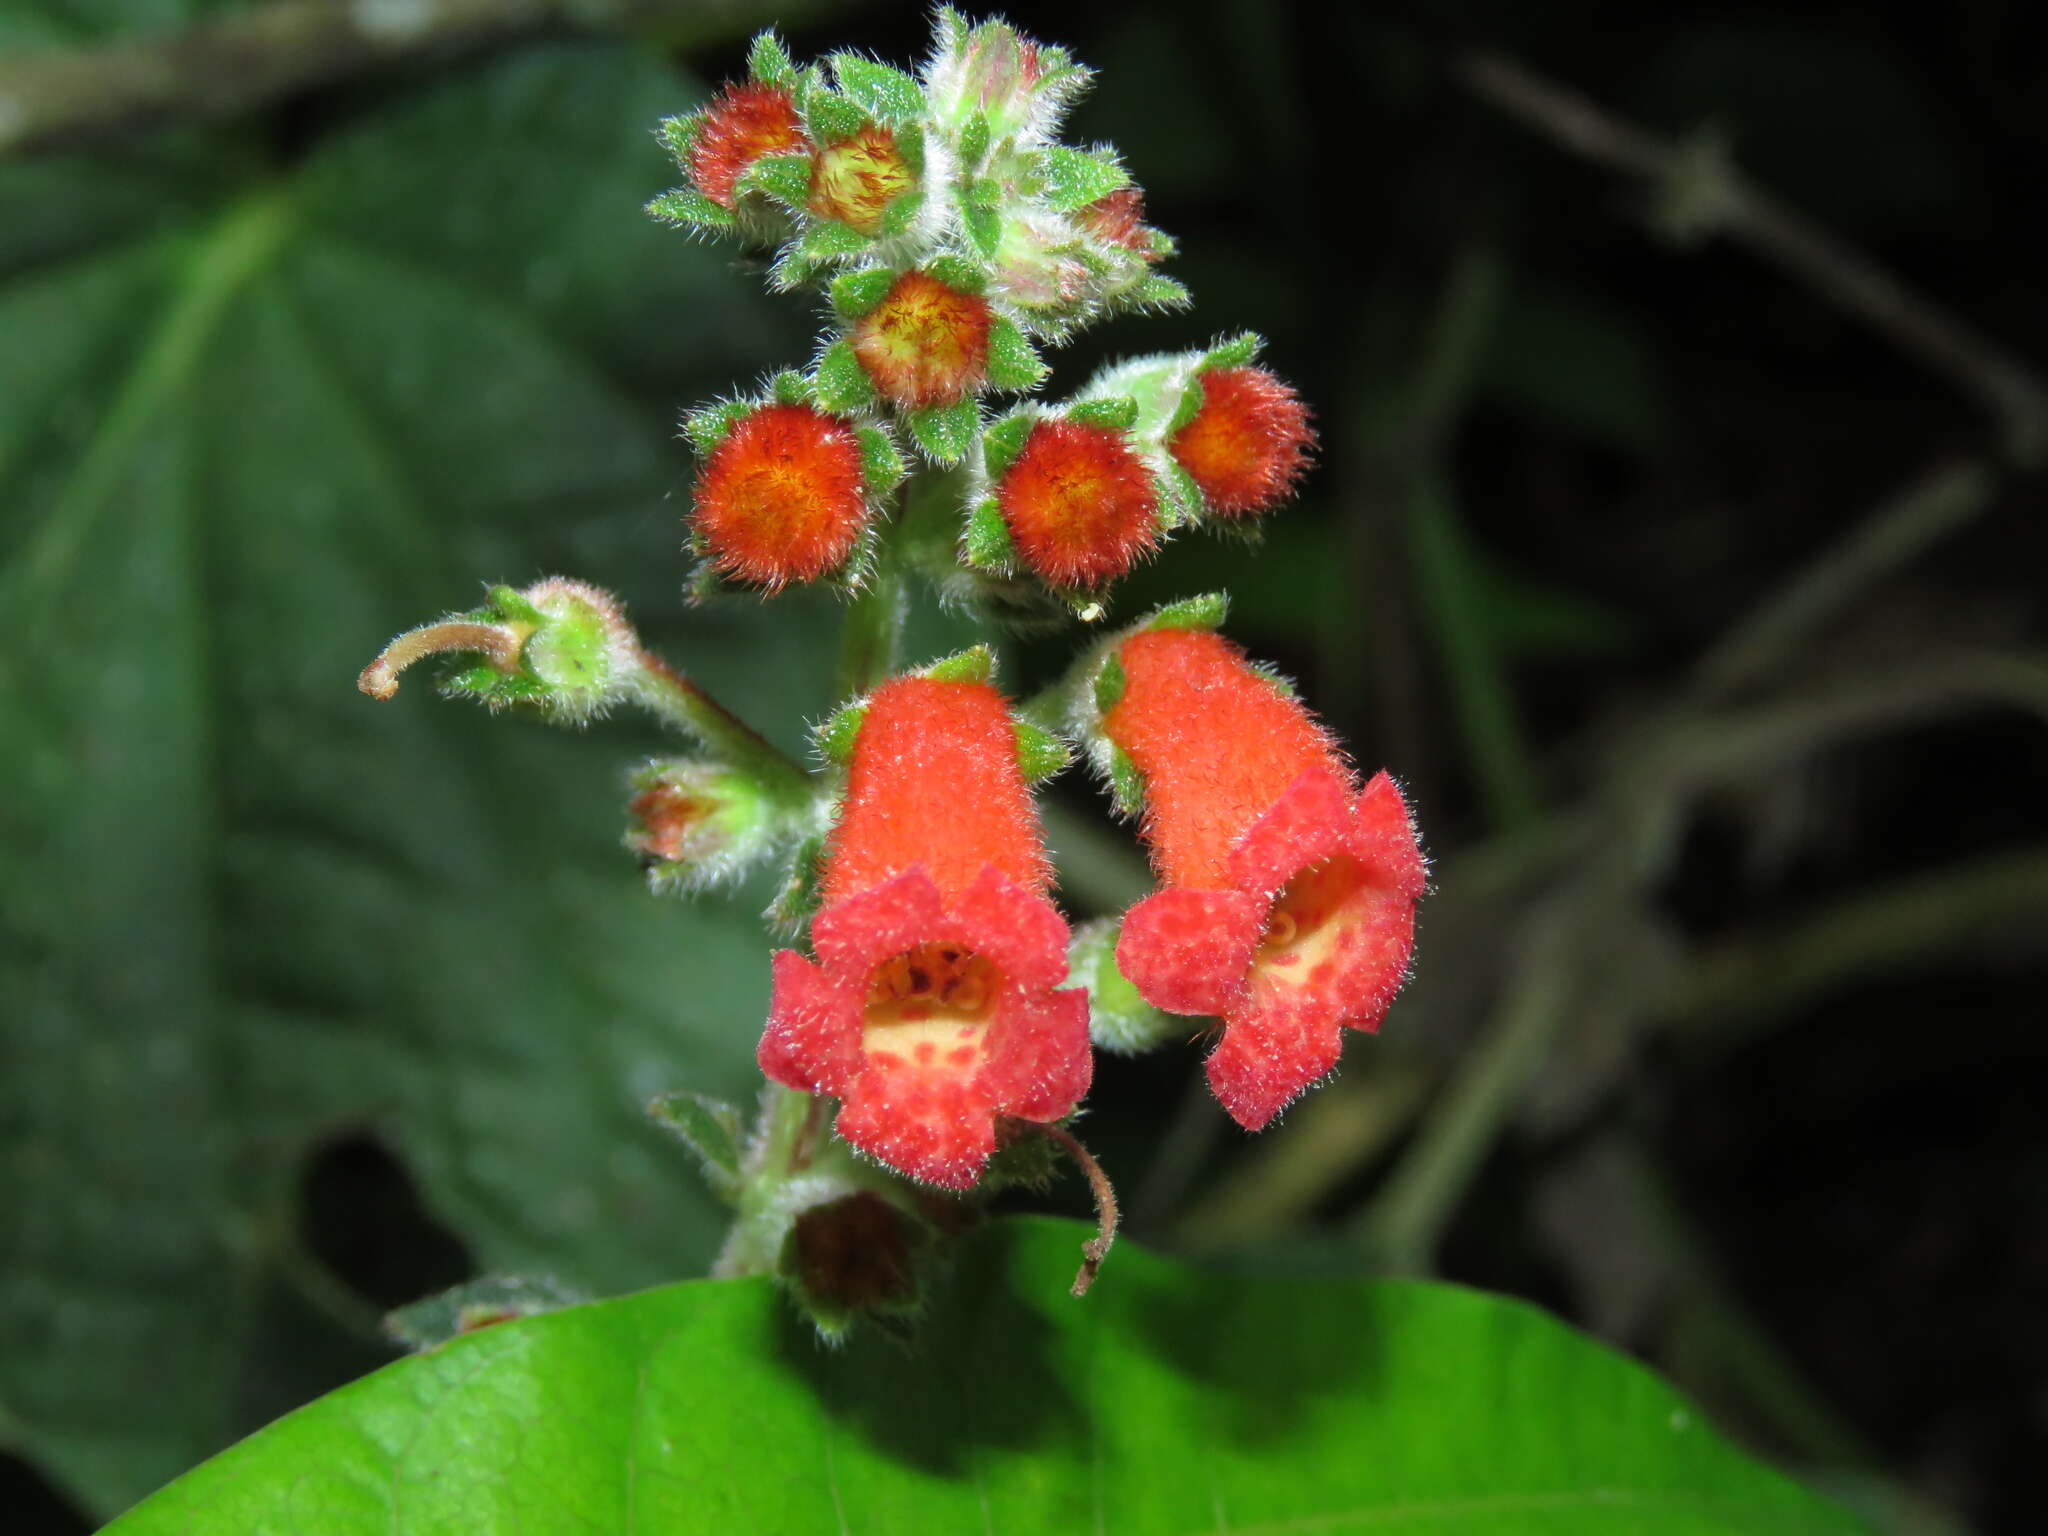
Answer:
top-left (1117, 766), bottom-right (1424, 1131)
top-left (762, 864), bottom-right (1092, 1188)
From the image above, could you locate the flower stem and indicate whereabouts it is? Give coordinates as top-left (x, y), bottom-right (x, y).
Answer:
top-left (1012, 1117), bottom-right (1121, 1296)
top-left (834, 539), bottom-right (908, 701)
top-left (629, 649), bottom-right (811, 802)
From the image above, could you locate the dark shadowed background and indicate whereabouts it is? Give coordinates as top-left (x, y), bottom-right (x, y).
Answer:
top-left (2, 1), bottom-right (2042, 1532)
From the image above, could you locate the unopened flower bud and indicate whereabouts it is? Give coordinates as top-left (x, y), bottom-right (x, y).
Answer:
top-left (688, 81), bottom-right (808, 208)
top-left (626, 759), bottom-right (786, 891)
top-left (690, 401), bottom-right (874, 591)
top-left (850, 269), bottom-right (994, 408)
top-left (808, 123), bottom-right (917, 236)
top-left (1170, 365), bottom-right (1314, 518)
top-left (991, 416), bottom-right (1159, 587)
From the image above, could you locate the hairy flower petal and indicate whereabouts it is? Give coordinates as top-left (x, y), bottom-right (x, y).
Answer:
top-left (1225, 764), bottom-right (1357, 898)
top-left (1205, 1007), bottom-right (1345, 1132)
top-left (850, 270), bottom-right (993, 408)
top-left (1116, 886), bottom-right (1265, 1016)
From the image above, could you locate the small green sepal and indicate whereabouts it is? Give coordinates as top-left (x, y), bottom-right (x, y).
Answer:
top-left (907, 399), bottom-right (980, 464)
top-left (1092, 652), bottom-right (1127, 714)
top-left (963, 496), bottom-right (1016, 570)
top-left (1068, 395), bottom-right (1138, 431)
top-left (737, 151), bottom-right (813, 208)
top-left (831, 54), bottom-right (926, 125)
top-left (768, 370), bottom-right (813, 406)
top-left (804, 89), bottom-right (868, 144)
top-left (1202, 331), bottom-right (1263, 370)
top-left (1145, 591), bottom-right (1230, 632)
top-left (646, 188), bottom-right (735, 231)
top-left (980, 410), bottom-right (1036, 480)
top-left (878, 190), bottom-right (926, 239)
top-left (831, 266), bottom-right (898, 319)
top-left (986, 318), bottom-right (1048, 392)
top-left (682, 399), bottom-right (751, 456)
top-left (813, 340), bottom-right (878, 413)
top-left (1066, 918), bottom-right (1182, 1054)
top-left (814, 701), bottom-right (870, 765)
top-left (854, 426), bottom-right (906, 495)
top-left (956, 111), bottom-right (992, 170)
top-left (1037, 144), bottom-right (1129, 212)
top-left (917, 644), bottom-right (996, 685)
top-left (748, 30), bottom-right (796, 85)
top-left (924, 254), bottom-right (987, 295)
top-left (1013, 720), bottom-right (1071, 783)
top-left (1107, 745), bottom-right (1146, 818)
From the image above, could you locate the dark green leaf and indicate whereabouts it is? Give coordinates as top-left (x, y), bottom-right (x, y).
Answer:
top-left (0, 45), bottom-right (825, 1517)
top-left (104, 1219), bottom-right (1867, 1535)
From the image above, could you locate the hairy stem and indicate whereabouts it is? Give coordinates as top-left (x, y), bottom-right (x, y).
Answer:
top-left (631, 649), bottom-right (811, 801)
top-left (1013, 1118), bottom-right (1121, 1297)
top-left (1460, 52), bottom-right (2048, 462)
top-left (357, 619), bottom-right (520, 699)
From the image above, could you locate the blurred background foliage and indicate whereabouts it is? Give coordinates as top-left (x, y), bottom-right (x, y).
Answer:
top-left (1, 1), bottom-right (2042, 1532)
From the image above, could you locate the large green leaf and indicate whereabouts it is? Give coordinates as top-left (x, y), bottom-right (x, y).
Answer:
top-left (103, 1218), bottom-right (1865, 1534)
top-left (0, 44), bottom-right (825, 1517)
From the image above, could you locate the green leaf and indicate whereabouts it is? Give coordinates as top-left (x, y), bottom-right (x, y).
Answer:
top-left (956, 111), bottom-right (992, 169)
top-left (830, 53), bottom-right (927, 125)
top-left (103, 1219), bottom-right (1867, 1535)
top-left (1038, 143), bottom-right (1130, 211)
top-left (0, 45), bottom-right (830, 1518)
top-left (906, 397), bottom-right (980, 464)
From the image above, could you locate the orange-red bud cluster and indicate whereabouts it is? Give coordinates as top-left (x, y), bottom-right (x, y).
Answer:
top-left (851, 271), bottom-right (993, 408)
top-left (688, 82), bottom-right (807, 208)
top-left (994, 419), bottom-right (1158, 588)
top-left (690, 403), bottom-right (869, 590)
top-left (1170, 366), bottom-right (1314, 518)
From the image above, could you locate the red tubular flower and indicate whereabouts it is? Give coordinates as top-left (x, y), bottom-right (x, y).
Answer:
top-left (994, 418), bottom-right (1158, 587)
top-left (808, 124), bottom-right (916, 235)
top-left (850, 270), bottom-right (993, 408)
top-left (1102, 627), bottom-right (1424, 1130)
top-left (1169, 366), bottom-right (1315, 518)
top-left (689, 81), bottom-right (808, 208)
top-left (691, 403), bottom-right (869, 590)
top-left (760, 676), bottom-right (1091, 1188)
